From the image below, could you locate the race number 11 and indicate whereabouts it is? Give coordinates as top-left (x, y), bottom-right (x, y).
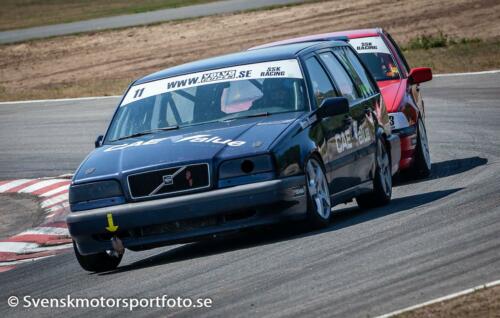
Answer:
top-left (133, 88), bottom-right (145, 99)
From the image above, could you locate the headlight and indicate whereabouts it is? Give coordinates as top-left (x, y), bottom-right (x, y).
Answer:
top-left (69, 180), bottom-right (124, 212)
top-left (218, 154), bottom-right (275, 187)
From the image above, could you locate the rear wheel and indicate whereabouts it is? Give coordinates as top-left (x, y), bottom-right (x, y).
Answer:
top-left (356, 138), bottom-right (392, 209)
top-left (305, 157), bottom-right (331, 228)
top-left (73, 240), bottom-right (122, 272)
top-left (412, 118), bottom-right (431, 178)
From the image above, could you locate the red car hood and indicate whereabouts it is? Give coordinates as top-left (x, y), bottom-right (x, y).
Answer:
top-left (377, 79), bottom-right (405, 113)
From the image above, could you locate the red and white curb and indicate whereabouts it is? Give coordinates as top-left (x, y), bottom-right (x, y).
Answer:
top-left (0, 177), bottom-right (72, 272)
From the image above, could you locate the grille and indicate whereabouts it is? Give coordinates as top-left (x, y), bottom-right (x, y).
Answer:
top-left (128, 163), bottom-right (210, 199)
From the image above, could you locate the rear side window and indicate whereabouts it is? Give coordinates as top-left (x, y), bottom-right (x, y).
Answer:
top-left (334, 47), bottom-right (377, 98)
top-left (304, 57), bottom-right (337, 107)
top-left (385, 32), bottom-right (410, 74)
top-left (319, 52), bottom-right (359, 102)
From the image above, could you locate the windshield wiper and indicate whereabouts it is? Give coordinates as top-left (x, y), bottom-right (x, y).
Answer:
top-left (112, 125), bottom-right (179, 141)
top-left (220, 112), bottom-right (270, 122)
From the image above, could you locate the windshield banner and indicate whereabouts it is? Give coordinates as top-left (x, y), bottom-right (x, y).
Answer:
top-left (349, 37), bottom-right (391, 55)
top-left (121, 59), bottom-right (303, 106)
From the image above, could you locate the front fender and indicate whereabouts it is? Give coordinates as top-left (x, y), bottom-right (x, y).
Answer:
top-left (271, 119), bottom-right (325, 178)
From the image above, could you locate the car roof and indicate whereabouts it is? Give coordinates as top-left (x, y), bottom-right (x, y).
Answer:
top-left (135, 41), bottom-right (349, 85)
top-left (249, 28), bottom-right (383, 50)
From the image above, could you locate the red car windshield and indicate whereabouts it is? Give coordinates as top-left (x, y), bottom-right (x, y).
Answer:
top-left (349, 36), bottom-right (400, 81)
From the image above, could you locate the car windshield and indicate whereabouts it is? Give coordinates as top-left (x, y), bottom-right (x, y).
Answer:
top-left (349, 36), bottom-right (400, 81)
top-left (106, 59), bottom-right (307, 142)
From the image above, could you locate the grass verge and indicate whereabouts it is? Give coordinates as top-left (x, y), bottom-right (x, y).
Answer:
top-left (0, 0), bottom-right (218, 31)
top-left (404, 40), bottom-right (500, 74)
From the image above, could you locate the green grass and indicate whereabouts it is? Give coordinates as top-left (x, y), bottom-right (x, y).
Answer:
top-left (403, 39), bottom-right (500, 74)
top-left (404, 31), bottom-right (481, 50)
top-left (0, 0), bottom-right (219, 31)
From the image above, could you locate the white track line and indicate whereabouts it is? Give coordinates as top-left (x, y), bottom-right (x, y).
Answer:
top-left (375, 279), bottom-right (500, 318)
top-left (0, 256), bottom-right (53, 266)
top-left (0, 95), bottom-right (120, 105)
top-left (434, 69), bottom-right (500, 77)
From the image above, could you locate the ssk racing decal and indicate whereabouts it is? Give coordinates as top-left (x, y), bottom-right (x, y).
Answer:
top-left (121, 59), bottom-right (303, 106)
top-left (349, 37), bottom-right (391, 55)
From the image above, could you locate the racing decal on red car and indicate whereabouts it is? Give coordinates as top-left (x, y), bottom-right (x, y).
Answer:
top-left (349, 37), bottom-right (391, 54)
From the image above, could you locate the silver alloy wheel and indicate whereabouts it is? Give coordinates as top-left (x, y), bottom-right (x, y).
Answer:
top-left (418, 119), bottom-right (432, 170)
top-left (306, 159), bottom-right (331, 219)
top-left (377, 140), bottom-right (392, 197)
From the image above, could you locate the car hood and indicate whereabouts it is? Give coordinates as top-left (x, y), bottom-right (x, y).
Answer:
top-left (73, 112), bottom-right (303, 183)
top-left (377, 79), bottom-right (404, 113)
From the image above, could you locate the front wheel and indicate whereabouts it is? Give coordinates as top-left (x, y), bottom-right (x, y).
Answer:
top-left (73, 240), bottom-right (122, 272)
top-left (305, 157), bottom-right (331, 228)
top-left (356, 138), bottom-right (392, 209)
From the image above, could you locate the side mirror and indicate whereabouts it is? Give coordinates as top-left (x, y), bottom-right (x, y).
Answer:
top-left (95, 135), bottom-right (104, 148)
top-left (316, 97), bottom-right (349, 119)
top-left (408, 67), bottom-right (432, 84)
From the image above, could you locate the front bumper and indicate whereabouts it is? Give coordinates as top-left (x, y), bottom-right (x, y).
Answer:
top-left (67, 176), bottom-right (307, 255)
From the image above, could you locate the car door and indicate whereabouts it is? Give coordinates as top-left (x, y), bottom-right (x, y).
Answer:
top-left (303, 55), bottom-right (355, 194)
top-left (331, 46), bottom-right (379, 184)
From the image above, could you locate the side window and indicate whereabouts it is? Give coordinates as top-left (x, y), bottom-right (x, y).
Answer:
top-left (304, 57), bottom-right (337, 107)
top-left (334, 47), bottom-right (377, 98)
top-left (319, 52), bottom-right (359, 102)
top-left (385, 32), bottom-right (410, 74)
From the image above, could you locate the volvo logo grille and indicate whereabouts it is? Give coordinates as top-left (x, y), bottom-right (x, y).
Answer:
top-left (163, 175), bottom-right (174, 185)
top-left (149, 166), bottom-right (187, 196)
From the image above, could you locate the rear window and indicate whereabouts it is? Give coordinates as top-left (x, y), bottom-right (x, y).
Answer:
top-left (349, 36), bottom-right (400, 81)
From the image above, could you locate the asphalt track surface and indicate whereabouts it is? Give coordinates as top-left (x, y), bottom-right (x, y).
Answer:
top-left (0, 0), bottom-right (304, 44)
top-left (0, 73), bottom-right (499, 317)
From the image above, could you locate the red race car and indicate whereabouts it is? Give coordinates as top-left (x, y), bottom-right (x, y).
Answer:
top-left (251, 28), bottom-right (432, 178)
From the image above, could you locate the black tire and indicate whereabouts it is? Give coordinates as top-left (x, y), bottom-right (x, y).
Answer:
top-left (412, 118), bottom-right (432, 178)
top-left (305, 157), bottom-right (331, 228)
top-left (356, 138), bottom-right (392, 209)
top-left (73, 240), bottom-right (122, 272)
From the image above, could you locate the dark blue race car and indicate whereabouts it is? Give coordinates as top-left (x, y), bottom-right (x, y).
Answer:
top-left (67, 41), bottom-right (400, 272)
